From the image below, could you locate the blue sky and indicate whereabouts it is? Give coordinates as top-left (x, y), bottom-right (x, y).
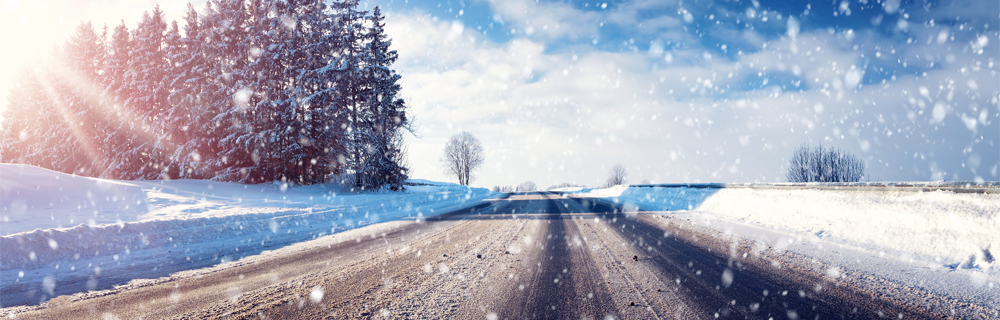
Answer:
top-left (364, 0), bottom-right (999, 187)
top-left (1, 0), bottom-right (998, 187)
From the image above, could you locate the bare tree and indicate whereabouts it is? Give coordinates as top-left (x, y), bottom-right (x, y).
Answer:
top-left (785, 144), bottom-right (865, 182)
top-left (546, 182), bottom-right (583, 190)
top-left (441, 132), bottom-right (484, 186)
top-left (605, 163), bottom-right (627, 187)
top-left (516, 181), bottom-right (537, 192)
top-left (492, 185), bottom-right (514, 192)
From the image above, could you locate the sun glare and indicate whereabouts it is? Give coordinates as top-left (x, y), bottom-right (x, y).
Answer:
top-left (1, 0), bottom-right (196, 122)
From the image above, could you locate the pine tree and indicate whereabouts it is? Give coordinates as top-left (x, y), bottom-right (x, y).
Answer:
top-left (241, 0), bottom-right (296, 183)
top-left (55, 21), bottom-right (112, 176)
top-left (205, 0), bottom-right (261, 182)
top-left (0, 68), bottom-right (51, 167)
top-left (356, 6), bottom-right (409, 190)
top-left (119, 6), bottom-right (169, 179)
top-left (100, 21), bottom-right (133, 178)
top-left (163, 3), bottom-right (214, 179)
top-left (325, 0), bottom-right (370, 187)
top-left (280, 0), bottom-right (348, 184)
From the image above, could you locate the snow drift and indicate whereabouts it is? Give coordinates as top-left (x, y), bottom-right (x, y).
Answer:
top-left (572, 184), bottom-right (1000, 271)
top-left (0, 164), bottom-right (500, 306)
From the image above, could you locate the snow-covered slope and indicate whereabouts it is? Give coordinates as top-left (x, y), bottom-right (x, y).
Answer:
top-left (0, 164), bottom-right (500, 306)
top-left (1, 164), bottom-right (150, 234)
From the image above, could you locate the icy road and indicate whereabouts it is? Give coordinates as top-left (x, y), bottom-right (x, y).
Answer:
top-left (12, 192), bottom-right (981, 319)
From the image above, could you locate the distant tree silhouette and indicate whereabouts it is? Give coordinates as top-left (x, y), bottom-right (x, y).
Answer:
top-left (516, 181), bottom-right (537, 192)
top-left (785, 144), bottom-right (865, 182)
top-left (605, 163), bottom-right (627, 187)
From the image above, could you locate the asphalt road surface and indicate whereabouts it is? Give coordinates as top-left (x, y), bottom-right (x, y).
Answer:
top-left (12, 192), bottom-right (956, 319)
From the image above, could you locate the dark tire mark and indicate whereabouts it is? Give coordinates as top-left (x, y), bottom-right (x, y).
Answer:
top-left (574, 198), bottom-right (941, 319)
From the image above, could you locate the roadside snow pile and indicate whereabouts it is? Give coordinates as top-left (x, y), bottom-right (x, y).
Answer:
top-left (1, 164), bottom-right (150, 233)
top-left (576, 185), bottom-right (1000, 271)
top-left (548, 186), bottom-right (593, 193)
top-left (0, 164), bottom-right (498, 306)
top-left (573, 185), bottom-right (718, 211)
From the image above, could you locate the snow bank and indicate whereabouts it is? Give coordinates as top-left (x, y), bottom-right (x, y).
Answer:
top-left (573, 185), bottom-right (718, 211)
top-left (1, 164), bottom-right (150, 234)
top-left (574, 185), bottom-right (1000, 271)
top-left (0, 164), bottom-right (500, 306)
top-left (698, 188), bottom-right (999, 270)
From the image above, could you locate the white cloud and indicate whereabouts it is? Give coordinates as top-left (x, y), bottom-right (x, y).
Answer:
top-left (485, 0), bottom-right (599, 40)
top-left (386, 6), bottom-right (998, 187)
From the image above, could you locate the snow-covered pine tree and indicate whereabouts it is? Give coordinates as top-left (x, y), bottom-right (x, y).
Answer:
top-left (0, 68), bottom-right (54, 167)
top-left (279, 0), bottom-right (348, 184)
top-left (245, 0), bottom-right (300, 183)
top-left (204, 0), bottom-right (261, 182)
top-left (326, 0), bottom-right (370, 188)
top-left (148, 20), bottom-right (185, 179)
top-left (162, 4), bottom-right (215, 179)
top-left (100, 22), bottom-right (133, 178)
top-left (213, 0), bottom-right (283, 183)
top-left (356, 6), bottom-right (410, 190)
top-left (54, 21), bottom-right (112, 176)
top-left (115, 6), bottom-right (170, 179)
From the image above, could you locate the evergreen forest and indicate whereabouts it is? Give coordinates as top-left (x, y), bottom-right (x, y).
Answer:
top-left (0, 0), bottom-right (411, 190)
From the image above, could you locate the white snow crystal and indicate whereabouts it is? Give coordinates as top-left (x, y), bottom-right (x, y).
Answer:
top-left (826, 267), bottom-right (841, 279)
top-left (721, 268), bottom-right (734, 287)
top-left (648, 40), bottom-right (665, 58)
top-left (882, 0), bottom-right (900, 13)
top-left (445, 21), bottom-right (464, 42)
top-left (896, 19), bottom-right (908, 31)
top-left (232, 88), bottom-right (253, 109)
top-left (844, 69), bottom-right (863, 89)
top-left (960, 114), bottom-right (978, 131)
top-left (310, 286), bottom-right (324, 304)
top-left (859, 140), bottom-right (870, 152)
top-left (786, 17), bottom-right (800, 39)
top-left (931, 103), bottom-right (949, 123)
top-left (42, 275), bottom-right (56, 295)
top-left (937, 30), bottom-right (949, 45)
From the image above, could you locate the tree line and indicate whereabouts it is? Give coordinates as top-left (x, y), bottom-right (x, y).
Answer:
top-left (0, 0), bottom-right (410, 190)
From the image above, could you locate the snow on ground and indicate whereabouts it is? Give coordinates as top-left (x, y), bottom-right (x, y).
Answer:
top-left (568, 184), bottom-right (999, 309)
top-left (571, 184), bottom-right (1000, 272)
top-left (0, 164), bottom-right (500, 306)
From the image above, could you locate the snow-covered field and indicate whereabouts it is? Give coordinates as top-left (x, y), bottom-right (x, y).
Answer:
top-left (567, 184), bottom-right (999, 308)
top-left (4, 163), bottom-right (997, 309)
top-left (575, 184), bottom-right (999, 271)
top-left (0, 164), bottom-right (500, 306)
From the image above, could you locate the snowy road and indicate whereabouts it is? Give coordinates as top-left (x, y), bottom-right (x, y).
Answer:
top-left (12, 192), bottom-right (973, 319)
